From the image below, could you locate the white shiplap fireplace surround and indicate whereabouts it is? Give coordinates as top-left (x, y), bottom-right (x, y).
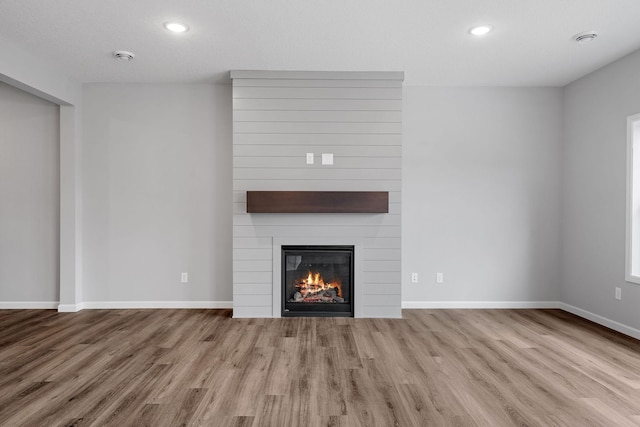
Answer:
top-left (231, 70), bottom-right (403, 318)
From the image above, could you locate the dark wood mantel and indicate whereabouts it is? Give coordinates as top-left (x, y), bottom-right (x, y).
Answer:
top-left (246, 191), bottom-right (388, 213)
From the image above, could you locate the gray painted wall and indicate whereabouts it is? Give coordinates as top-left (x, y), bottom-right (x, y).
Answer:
top-left (232, 71), bottom-right (403, 318)
top-left (0, 82), bottom-right (60, 303)
top-left (4, 44), bottom-right (638, 338)
top-left (0, 34), bottom-right (83, 312)
top-left (562, 49), bottom-right (640, 330)
top-left (82, 84), bottom-right (232, 304)
top-left (402, 87), bottom-right (563, 304)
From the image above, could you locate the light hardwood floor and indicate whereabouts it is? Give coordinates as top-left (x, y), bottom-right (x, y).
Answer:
top-left (0, 309), bottom-right (639, 426)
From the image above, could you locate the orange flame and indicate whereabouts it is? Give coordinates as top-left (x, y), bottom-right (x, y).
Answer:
top-left (296, 270), bottom-right (342, 298)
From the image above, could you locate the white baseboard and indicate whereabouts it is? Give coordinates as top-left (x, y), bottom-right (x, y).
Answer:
top-left (57, 303), bottom-right (85, 312)
top-left (5, 300), bottom-right (638, 340)
top-left (401, 300), bottom-right (639, 340)
top-left (402, 301), bottom-right (562, 309)
top-left (0, 301), bottom-right (59, 309)
top-left (559, 303), bottom-right (640, 340)
top-left (81, 301), bottom-right (233, 309)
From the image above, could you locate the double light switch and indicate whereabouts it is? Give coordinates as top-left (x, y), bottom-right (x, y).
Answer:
top-left (306, 153), bottom-right (334, 165)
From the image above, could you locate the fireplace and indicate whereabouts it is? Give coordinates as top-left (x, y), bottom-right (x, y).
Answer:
top-left (281, 245), bottom-right (354, 317)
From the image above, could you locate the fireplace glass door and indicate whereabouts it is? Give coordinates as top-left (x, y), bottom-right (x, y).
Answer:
top-left (282, 245), bottom-right (354, 317)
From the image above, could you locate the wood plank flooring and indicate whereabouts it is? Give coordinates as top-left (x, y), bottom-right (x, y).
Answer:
top-left (0, 309), bottom-right (639, 426)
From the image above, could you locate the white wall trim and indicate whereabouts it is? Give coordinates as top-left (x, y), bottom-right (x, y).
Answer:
top-left (0, 301), bottom-right (60, 309)
top-left (58, 303), bottom-right (85, 312)
top-left (82, 301), bottom-right (233, 309)
top-left (559, 303), bottom-right (640, 340)
top-left (6, 299), bottom-right (639, 340)
top-left (402, 301), bottom-right (563, 309)
top-left (59, 105), bottom-right (83, 309)
top-left (626, 113), bottom-right (640, 285)
top-left (401, 301), bottom-right (639, 340)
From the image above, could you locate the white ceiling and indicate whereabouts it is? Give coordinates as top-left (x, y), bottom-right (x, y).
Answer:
top-left (1, 0), bottom-right (640, 86)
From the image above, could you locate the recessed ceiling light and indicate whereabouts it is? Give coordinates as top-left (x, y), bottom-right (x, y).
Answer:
top-left (574, 31), bottom-right (598, 44)
top-left (113, 50), bottom-right (135, 61)
top-left (164, 22), bottom-right (189, 33)
top-left (469, 25), bottom-right (494, 36)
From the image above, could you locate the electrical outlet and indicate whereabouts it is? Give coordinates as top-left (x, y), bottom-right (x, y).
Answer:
top-left (306, 153), bottom-right (314, 164)
top-left (411, 273), bottom-right (418, 283)
top-left (615, 287), bottom-right (621, 300)
top-left (181, 272), bottom-right (188, 283)
top-left (436, 272), bottom-right (444, 284)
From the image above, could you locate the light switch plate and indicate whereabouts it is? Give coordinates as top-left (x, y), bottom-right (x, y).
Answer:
top-left (322, 153), bottom-right (334, 165)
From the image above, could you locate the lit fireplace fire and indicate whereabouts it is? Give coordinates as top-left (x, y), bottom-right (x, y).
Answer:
top-left (289, 271), bottom-right (344, 303)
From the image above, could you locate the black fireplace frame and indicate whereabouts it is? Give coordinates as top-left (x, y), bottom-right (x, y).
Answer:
top-left (281, 245), bottom-right (354, 317)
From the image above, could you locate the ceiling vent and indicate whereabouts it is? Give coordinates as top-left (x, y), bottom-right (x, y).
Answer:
top-left (574, 31), bottom-right (598, 44)
top-left (113, 50), bottom-right (135, 61)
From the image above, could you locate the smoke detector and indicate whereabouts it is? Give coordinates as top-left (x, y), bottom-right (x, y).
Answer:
top-left (113, 50), bottom-right (135, 61)
top-left (574, 31), bottom-right (598, 44)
